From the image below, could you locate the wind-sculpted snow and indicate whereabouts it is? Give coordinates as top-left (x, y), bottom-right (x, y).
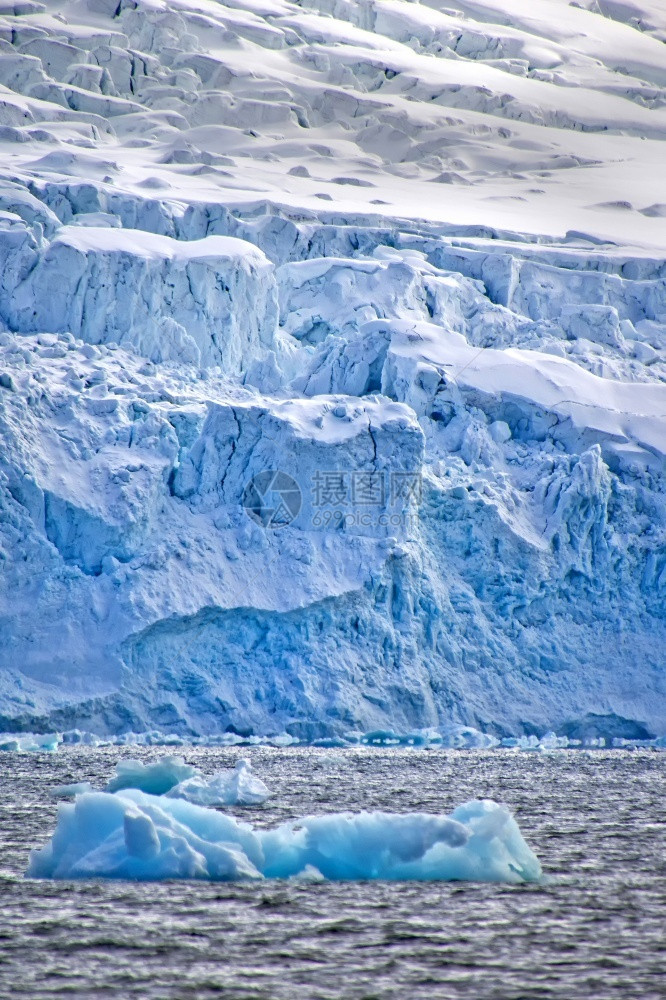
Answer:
top-left (0, 0), bottom-right (664, 741)
top-left (1, 0), bottom-right (665, 245)
top-left (27, 789), bottom-right (542, 884)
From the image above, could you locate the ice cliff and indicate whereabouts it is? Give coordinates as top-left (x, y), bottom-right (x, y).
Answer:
top-left (0, 0), bottom-right (665, 741)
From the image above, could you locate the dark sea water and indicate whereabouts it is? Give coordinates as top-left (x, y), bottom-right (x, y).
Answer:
top-left (0, 747), bottom-right (664, 999)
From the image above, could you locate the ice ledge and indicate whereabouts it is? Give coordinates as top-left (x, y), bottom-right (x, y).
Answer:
top-left (3, 226), bottom-right (279, 369)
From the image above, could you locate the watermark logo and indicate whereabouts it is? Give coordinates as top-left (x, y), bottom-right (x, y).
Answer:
top-left (311, 469), bottom-right (421, 530)
top-left (242, 467), bottom-right (421, 531)
top-left (311, 470), bottom-right (421, 508)
top-left (242, 470), bottom-right (302, 529)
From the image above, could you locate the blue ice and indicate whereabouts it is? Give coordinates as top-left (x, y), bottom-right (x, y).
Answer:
top-left (27, 790), bottom-right (542, 884)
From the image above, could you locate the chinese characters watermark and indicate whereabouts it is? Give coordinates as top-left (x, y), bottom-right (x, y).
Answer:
top-left (242, 468), bottom-right (421, 531)
top-left (311, 470), bottom-right (421, 509)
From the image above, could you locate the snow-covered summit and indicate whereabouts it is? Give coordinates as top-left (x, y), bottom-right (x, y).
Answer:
top-left (0, 0), bottom-right (664, 741)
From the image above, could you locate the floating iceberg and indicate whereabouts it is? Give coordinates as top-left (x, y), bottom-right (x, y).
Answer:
top-left (27, 790), bottom-right (542, 885)
top-left (105, 756), bottom-right (199, 795)
top-left (100, 755), bottom-right (271, 804)
top-left (166, 759), bottom-right (270, 807)
top-left (0, 733), bottom-right (61, 752)
top-left (62, 731), bottom-right (104, 747)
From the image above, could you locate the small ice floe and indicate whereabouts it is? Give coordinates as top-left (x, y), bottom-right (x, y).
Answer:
top-left (51, 782), bottom-right (94, 798)
top-left (438, 726), bottom-right (500, 749)
top-left (289, 864), bottom-right (326, 884)
top-left (27, 792), bottom-right (542, 885)
top-left (61, 731), bottom-right (106, 747)
top-left (267, 734), bottom-right (299, 747)
top-left (501, 733), bottom-right (571, 752)
top-left (353, 726), bottom-right (500, 749)
top-left (166, 759), bottom-right (270, 807)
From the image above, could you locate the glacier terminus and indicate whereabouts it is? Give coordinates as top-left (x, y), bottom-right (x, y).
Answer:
top-left (0, 0), bottom-right (665, 744)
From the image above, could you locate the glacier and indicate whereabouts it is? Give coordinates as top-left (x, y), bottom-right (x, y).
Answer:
top-left (26, 788), bottom-right (542, 883)
top-left (0, 0), bottom-right (664, 742)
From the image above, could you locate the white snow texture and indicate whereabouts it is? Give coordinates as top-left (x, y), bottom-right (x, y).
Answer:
top-left (0, 0), bottom-right (665, 741)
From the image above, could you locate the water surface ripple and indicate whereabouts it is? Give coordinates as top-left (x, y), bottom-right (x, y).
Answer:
top-left (0, 747), bottom-right (664, 999)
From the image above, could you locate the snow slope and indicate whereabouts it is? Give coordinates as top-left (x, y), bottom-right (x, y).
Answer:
top-left (0, 0), bottom-right (664, 740)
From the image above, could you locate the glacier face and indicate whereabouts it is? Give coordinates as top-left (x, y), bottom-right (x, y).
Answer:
top-left (0, 0), bottom-right (665, 740)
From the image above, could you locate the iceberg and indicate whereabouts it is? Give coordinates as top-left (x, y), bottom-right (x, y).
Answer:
top-left (166, 759), bottom-right (270, 807)
top-left (0, 733), bottom-right (61, 752)
top-left (27, 790), bottom-right (542, 885)
top-left (85, 754), bottom-right (273, 804)
top-left (105, 756), bottom-right (198, 795)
